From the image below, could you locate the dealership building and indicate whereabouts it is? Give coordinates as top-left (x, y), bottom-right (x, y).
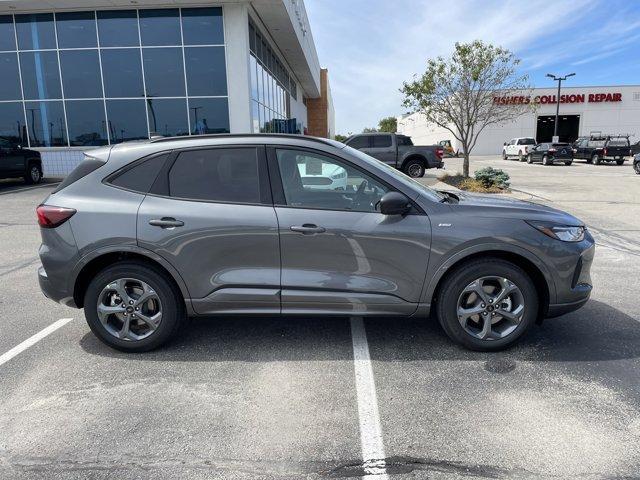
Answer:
top-left (398, 85), bottom-right (640, 155)
top-left (0, 0), bottom-right (333, 175)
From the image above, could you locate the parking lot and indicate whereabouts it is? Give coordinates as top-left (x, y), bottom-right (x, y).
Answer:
top-left (1, 156), bottom-right (639, 479)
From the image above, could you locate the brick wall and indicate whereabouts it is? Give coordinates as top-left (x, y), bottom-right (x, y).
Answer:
top-left (307, 69), bottom-right (329, 138)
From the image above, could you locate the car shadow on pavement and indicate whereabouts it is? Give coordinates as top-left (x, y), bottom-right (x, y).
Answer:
top-left (79, 299), bottom-right (640, 364)
top-left (0, 178), bottom-right (60, 193)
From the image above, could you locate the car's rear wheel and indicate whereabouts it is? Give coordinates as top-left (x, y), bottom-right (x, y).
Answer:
top-left (24, 161), bottom-right (42, 184)
top-left (518, 151), bottom-right (524, 162)
top-left (592, 154), bottom-right (601, 165)
top-left (84, 261), bottom-right (185, 352)
top-left (435, 259), bottom-right (538, 351)
top-left (634, 162), bottom-right (640, 175)
top-left (527, 154), bottom-right (533, 164)
top-left (403, 158), bottom-right (425, 178)
top-left (616, 159), bottom-right (625, 166)
top-left (502, 151), bottom-right (507, 160)
top-left (564, 160), bottom-right (572, 166)
top-left (542, 155), bottom-right (551, 165)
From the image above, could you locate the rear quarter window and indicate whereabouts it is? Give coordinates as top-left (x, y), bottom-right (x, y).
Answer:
top-left (107, 153), bottom-right (169, 193)
top-left (346, 136), bottom-right (370, 149)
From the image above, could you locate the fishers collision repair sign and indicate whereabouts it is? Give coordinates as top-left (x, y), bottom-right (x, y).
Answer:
top-left (493, 92), bottom-right (623, 105)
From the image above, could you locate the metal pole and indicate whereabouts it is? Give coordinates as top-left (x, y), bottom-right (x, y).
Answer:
top-left (554, 78), bottom-right (561, 139)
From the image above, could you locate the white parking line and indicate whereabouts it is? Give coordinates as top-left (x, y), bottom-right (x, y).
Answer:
top-left (350, 317), bottom-right (389, 479)
top-left (0, 318), bottom-right (73, 367)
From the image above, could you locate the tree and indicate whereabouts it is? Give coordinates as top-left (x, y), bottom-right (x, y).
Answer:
top-left (378, 116), bottom-right (397, 133)
top-left (334, 133), bottom-right (349, 143)
top-left (362, 127), bottom-right (378, 133)
top-left (401, 40), bottom-right (533, 177)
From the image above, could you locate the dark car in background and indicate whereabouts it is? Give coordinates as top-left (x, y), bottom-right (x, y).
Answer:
top-left (634, 153), bottom-right (640, 175)
top-left (527, 143), bottom-right (573, 166)
top-left (345, 133), bottom-right (444, 178)
top-left (573, 135), bottom-right (630, 165)
top-left (631, 140), bottom-right (640, 156)
top-left (0, 137), bottom-right (42, 184)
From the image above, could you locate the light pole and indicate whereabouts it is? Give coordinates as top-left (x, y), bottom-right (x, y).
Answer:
top-left (546, 72), bottom-right (575, 141)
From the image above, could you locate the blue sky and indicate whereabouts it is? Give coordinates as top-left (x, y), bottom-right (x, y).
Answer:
top-left (305, 0), bottom-right (640, 135)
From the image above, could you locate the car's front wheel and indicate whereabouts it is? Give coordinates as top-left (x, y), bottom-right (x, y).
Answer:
top-left (84, 261), bottom-right (185, 352)
top-left (542, 155), bottom-right (552, 166)
top-left (592, 154), bottom-right (601, 165)
top-left (435, 259), bottom-right (538, 351)
top-left (527, 154), bottom-right (533, 164)
top-left (25, 161), bottom-right (42, 184)
top-left (634, 162), bottom-right (640, 175)
top-left (403, 158), bottom-right (425, 178)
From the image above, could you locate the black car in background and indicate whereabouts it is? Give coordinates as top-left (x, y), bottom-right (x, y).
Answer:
top-left (634, 154), bottom-right (640, 175)
top-left (0, 137), bottom-right (42, 184)
top-left (573, 135), bottom-right (630, 165)
top-left (527, 143), bottom-right (573, 166)
top-left (631, 140), bottom-right (640, 156)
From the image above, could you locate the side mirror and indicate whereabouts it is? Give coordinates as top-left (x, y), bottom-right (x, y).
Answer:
top-left (378, 192), bottom-right (411, 215)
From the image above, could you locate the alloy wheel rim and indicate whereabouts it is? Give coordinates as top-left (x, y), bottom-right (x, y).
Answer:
top-left (456, 276), bottom-right (525, 341)
top-left (96, 278), bottom-right (162, 341)
top-left (31, 166), bottom-right (40, 182)
top-left (408, 164), bottom-right (422, 177)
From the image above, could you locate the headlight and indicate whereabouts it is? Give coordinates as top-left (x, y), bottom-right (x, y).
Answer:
top-left (526, 220), bottom-right (585, 242)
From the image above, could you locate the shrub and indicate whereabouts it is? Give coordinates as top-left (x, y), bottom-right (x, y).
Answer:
top-left (474, 167), bottom-right (510, 189)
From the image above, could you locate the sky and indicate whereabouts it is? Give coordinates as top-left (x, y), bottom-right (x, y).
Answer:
top-left (304, 0), bottom-right (640, 135)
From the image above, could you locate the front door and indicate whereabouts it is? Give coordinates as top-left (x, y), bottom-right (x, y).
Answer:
top-left (137, 146), bottom-right (280, 315)
top-left (0, 138), bottom-right (23, 176)
top-left (269, 147), bottom-right (431, 316)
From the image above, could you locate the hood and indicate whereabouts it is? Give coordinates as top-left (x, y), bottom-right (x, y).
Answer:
top-left (449, 191), bottom-right (583, 226)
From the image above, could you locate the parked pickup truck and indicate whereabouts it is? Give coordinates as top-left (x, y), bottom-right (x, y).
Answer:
top-left (572, 135), bottom-right (631, 165)
top-left (344, 133), bottom-right (444, 178)
top-left (0, 136), bottom-right (43, 184)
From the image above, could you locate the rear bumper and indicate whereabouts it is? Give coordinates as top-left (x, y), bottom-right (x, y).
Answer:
top-left (38, 265), bottom-right (78, 308)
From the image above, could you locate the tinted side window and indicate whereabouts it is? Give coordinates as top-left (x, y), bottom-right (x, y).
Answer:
top-left (109, 154), bottom-right (168, 193)
top-left (397, 136), bottom-right (413, 146)
top-left (168, 148), bottom-right (260, 203)
top-left (372, 135), bottom-right (392, 148)
top-left (347, 136), bottom-right (370, 149)
top-left (52, 156), bottom-right (106, 193)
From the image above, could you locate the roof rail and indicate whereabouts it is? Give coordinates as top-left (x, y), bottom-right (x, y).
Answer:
top-left (150, 133), bottom-right (338, 146)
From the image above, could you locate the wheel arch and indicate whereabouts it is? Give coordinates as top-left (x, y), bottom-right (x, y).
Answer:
top-left (428, 248), bottom-right (554, 322)
top-left (71, 247), bottom-right (191, 312)
top-left (400, 154), bottom-right (427, 170)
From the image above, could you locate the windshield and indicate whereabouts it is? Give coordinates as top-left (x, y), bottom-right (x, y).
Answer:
top-left (342, 145), bottom-right (445, 202)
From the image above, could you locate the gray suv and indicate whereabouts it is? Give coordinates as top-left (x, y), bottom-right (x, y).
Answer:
top-left (37, 134), bottom-right (595, 352)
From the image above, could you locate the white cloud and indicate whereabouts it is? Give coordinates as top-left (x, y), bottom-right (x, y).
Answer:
top-left (305, 0), bottom-right (638, 134)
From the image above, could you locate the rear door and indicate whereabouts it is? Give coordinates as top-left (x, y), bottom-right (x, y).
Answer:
top-left (367, 134), bottom-right (396, 166)
top-left (137, 145), bottom-right (281, 315)
top-left (269, 146), bottom-right (431, 316)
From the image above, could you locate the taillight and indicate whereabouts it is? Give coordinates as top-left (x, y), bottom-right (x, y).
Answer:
top-left (603, 148), bottom-right (607, 156)
top-left (36, 205), bottom-right (76, 228)
top-left (435, 148), bottom-right (444, 159)
top-left (548, 148), bottom-right (556, 153)
top-left (573, 149), bottom-right (577, 154)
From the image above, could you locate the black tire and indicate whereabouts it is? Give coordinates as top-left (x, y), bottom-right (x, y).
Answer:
top-left (84, 261), bottom-right (185, 352)
top-left (518, 151), bottom-right (524, 162)
top-left (634, 162), bottom-right (640, 175)
top-left (502, 151), bottom-right (508, 160)
top-left (616, 159), bottom-right (625, 166)
top-left (526, 154), bottom-right (533, 164)
top-left (542, 155), bottom-right (552, 166)
top-left (24, 161), bottom-right (42, 184)
top-left (564, 161), bottom-right (572, 166)
top-left (435, 258), bottom-right (538, 351)
top-left (592, 154), bottom-right (600, 165)
top-left (403, 158), bottom-right (425, 178)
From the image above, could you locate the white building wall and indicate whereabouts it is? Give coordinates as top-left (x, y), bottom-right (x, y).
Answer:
top-left (399, 85), bottom-right (640, 155)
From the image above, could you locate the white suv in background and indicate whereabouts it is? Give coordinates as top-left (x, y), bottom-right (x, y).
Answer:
top-left (503, 137), bottom-right (537, 161)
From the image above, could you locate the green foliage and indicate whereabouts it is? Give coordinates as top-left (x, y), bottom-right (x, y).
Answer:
top-left (400, 40), bottom-right (532, 177)
top-left (334, 134), bottom-right (348, 143)
top-left (474, 167), bottom-right (510, 189)
top-left (362, 127), bottom-right (378, 133)
top-left (377, 117), bottom-right (397, 133)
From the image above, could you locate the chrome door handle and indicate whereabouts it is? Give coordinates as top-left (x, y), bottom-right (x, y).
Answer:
top-left (290, 224), bottom-right (326, 234)
top-left (149, 217), bottom-right (184, 228)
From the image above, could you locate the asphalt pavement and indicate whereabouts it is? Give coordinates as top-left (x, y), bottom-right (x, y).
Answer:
top-left (0, 157), bottom-right (639, 479)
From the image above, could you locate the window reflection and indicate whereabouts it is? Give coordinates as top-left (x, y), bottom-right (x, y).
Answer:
top-left (25, 100), bottom-right (67, 147)
top-left (15, 14), bottom-right (56, 50)
top-left (0, 102), bottom-right (26, 144)
top-left (184, 46), bottom-right (227, 97)
top-left (139, 9), bottom-right (181, 46)
top-left (188, 98), bottom-right (229, 134)
top-left (0, 15), bottom-right (16, 51)
top-left (97, 10), bottom-right (139, 47)
top-left (55, 12), bottom-right (97, 48)
top-left (106, 99), bottom-right (148, 143)
top-left (181, 8), bottom-right (223, 45)
top-left (146, 98), bottom-right (188, 137)
top-left (19, 51), bottom-right (62, 100)
top-left (101, 48), bottom-right (144, 98)
top-left (60, 50), bottom-right (102, 99)
top-left (0, 53), bottom-right (21, 101)
top-left (142, 48), bottom-right (185, 97)
top-left (65, 100), bottom-right (107, 146)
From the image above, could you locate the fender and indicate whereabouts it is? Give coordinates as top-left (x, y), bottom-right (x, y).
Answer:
top-left (421, 241), bottom-right (557, 305)
top-left (68, 244), bottom-right (193, 312)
